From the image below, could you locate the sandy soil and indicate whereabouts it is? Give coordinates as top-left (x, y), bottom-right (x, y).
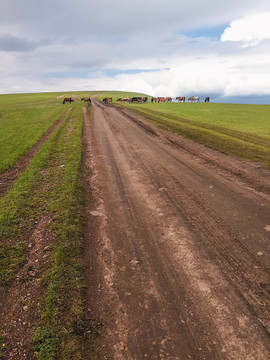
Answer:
top-left (82, 100), bottom-right (270, 359)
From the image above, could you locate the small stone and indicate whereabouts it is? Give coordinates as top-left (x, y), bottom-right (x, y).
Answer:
top-left (90, 210), bottom-right (103, 217)
top-left (129, 259), bottom-right (142, 265)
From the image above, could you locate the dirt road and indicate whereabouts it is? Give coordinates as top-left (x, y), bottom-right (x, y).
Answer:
top-left (82, 100), bottom-right (270, 359)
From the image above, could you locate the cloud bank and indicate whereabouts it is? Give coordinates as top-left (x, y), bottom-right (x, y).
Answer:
top-left (0, 0), bottom-right (270, 102)
top-left (221, 12), bottom-right (270, 46)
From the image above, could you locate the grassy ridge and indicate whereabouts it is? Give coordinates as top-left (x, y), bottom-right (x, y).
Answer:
top-left (115, 101), bottom-right (270, 169)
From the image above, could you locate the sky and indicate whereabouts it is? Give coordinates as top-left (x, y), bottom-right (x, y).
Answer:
top-left (1, 0), bottom-right (270, 103)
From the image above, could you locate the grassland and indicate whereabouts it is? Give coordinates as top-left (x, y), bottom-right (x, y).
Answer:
top-left (0, 91), bottom-right (269, 359)
top-left (0, 93), bottom-right (65, 172)
top-left (0, 92), bottom-right (93, 359)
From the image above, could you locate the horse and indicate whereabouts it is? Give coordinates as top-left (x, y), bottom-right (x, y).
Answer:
top-left (188, 96), bottom-right (200, 102)
top-left (157, 97), bottom-right (171, 103)
top-left (204, 97), bottom-right (210, 102)
top-left (176, 97), bottom-right (186, 102)
top-left (81, 97), bottom-right (91, 103)
top-left (118, 97), bottom-right (132, 103)
top-left (157, 97), bottom-right (166, 103)
top-left (63, 97), bottom-right (74, 104)
top-left (103, 97), bottom-right (112, 104)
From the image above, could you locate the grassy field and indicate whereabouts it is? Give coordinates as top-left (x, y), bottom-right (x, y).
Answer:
top-left (0, 92), bottom-right (96, 172)
top-left (0, 91), bottom-right (269, 359)
top-left (0, 92), bottom-right (93, 359)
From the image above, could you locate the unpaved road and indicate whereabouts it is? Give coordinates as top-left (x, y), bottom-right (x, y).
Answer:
top-left (83, 100), bottom-right (270, 359)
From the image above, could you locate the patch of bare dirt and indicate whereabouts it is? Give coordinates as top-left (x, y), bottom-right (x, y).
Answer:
top-left (83, 100), bottom-right (270, 359)
top-left (0, 108), bottom-right (70, 198)
top-left (0, 215), bottom-right (55, 360)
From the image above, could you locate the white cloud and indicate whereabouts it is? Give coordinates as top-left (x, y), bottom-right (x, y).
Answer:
top-left (0, 1), bottom-right (270, 101)
top-left (221, 12), bottom-right (270, 46)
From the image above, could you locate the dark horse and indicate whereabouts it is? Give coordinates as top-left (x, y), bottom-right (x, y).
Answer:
top-left (103, 97), bottom-right (112, 104)
top-left (63, 97), bottom-right (74, 104)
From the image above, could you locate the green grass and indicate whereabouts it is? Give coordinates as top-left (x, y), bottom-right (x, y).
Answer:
top-left (0, 92), bottom-right (97, 173)
top-left (132, 102), bottom-right (270, 137)
top-left (0, 106), bottom-right (65, 172)
top-left (0, 106), bottom-right (74, 285)
top-left (0, 97), bottom-right (90, 359)
top-left (33, 104), bottom-right (85, 360)
top-left (115, 101), bottom-right (270, 168)
top-left (0, 93), bottom-right (64, 106)
top-left (0, 93), bottom-right (69, 172)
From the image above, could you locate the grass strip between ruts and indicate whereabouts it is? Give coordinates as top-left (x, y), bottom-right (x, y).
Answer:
top-left (32, 106), bottom-right (85, 359)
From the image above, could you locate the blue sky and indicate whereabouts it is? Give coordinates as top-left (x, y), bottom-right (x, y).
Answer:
top-left (181, 25), bottom-right (228, 40)
top-left (0, 0), bottom-right (270, 103)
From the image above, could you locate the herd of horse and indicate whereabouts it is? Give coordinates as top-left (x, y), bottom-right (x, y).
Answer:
top-left (116, 96), bottom-right (210, 103)
top-left (176, 96), bottom-right (210, 102)
top-left (116, 97), bottom-right (148, 103)
top-left (63, 95), bottom-right (210, 105)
